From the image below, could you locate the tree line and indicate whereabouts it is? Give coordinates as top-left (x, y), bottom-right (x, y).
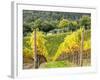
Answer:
top-left (23, 10), bottom-right (91, 36)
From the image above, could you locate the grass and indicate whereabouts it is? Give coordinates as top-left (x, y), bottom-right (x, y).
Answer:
top-left (39, 60), bottom-right (76, 68)
top-left (45, 32), bottom-right (71, 60)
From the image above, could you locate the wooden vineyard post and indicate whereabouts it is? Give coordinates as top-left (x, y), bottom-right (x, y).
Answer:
top-left (80, 29), bottom-right (84, 66)
top-left (34, 29), bottom-right (38, 68)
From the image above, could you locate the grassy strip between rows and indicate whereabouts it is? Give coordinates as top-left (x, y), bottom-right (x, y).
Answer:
top-left (45, 32), bottom-right (71, 60)
top-left (39, 60), bottom-right (76, 68)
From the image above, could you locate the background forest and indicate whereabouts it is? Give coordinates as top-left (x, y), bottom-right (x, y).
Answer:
top-left (23, 10), bottom-right (91, 69)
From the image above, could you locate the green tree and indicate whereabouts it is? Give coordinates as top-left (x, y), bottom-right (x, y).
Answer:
top-left (80, 15), bottom-right (91, 29)
top-left (32, 18), bottom-right (42, 29)
top-left (69, 21), bottom-right (79, 31)
top-left (23, 22), bottom-right (33, 36)
top-left (58, 19), bottom-right (69, 28)
top-left (40, 20), bottom-right (55, 33)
